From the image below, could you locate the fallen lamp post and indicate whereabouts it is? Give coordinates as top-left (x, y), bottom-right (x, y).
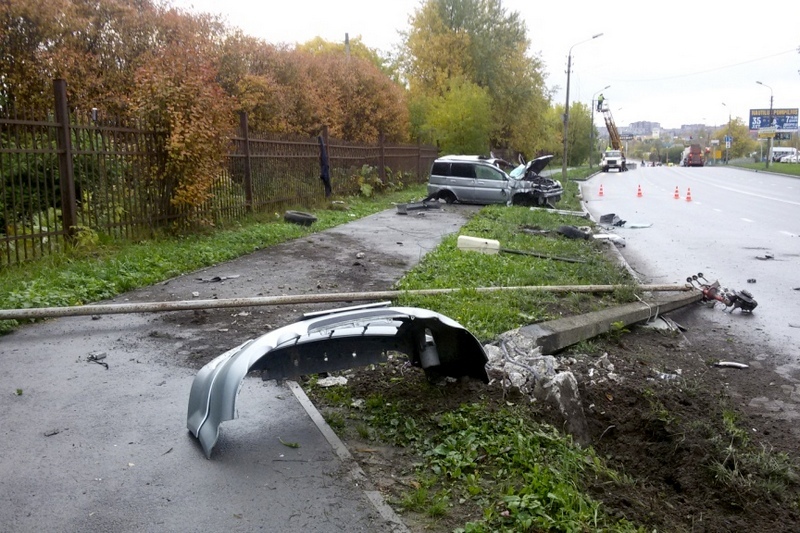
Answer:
top-left (0, 284), bottom-right (692, 321)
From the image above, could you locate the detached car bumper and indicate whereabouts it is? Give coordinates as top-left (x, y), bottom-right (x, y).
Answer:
top-left (187, 304), bottom-right (488, 458)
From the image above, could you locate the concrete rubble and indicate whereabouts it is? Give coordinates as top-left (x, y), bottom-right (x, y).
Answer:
top-left (483, 329), bottom-right (592, 445)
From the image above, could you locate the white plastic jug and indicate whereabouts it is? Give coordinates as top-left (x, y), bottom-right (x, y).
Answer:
top-left (457, 235), bottom-right (500, 254)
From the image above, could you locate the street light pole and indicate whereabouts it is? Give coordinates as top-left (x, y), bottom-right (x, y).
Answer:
top-left (756, 81), bottom-right (774, 169)
top-left (721, 102), bottom-right (730, 164)
top-left (589, 85), bottom-right (610, 169)
top-left (561, 33), bottom-right (603, 181)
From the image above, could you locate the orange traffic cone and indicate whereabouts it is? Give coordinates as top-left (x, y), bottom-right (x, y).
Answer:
top-left (637, 184), bottom-right (643, 198)
top-left (673, 186), bottom-right (680, 199)
top-left (598, 184), bottom-right (604, 197)
top-left (685, 187), bottom-right (692, 202)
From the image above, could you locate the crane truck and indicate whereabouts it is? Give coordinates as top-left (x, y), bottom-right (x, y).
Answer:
top-left (598, 102), bottom-right (628, 172)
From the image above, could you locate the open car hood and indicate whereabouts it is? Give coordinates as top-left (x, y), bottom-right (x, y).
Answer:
top-left (187, 303), bottom-right (488, 458)
top-left (524, 155), bottom-right (554, 176)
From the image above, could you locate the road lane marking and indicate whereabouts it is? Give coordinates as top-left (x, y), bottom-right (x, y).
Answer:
top-left (741, 218), bottom-right (754, 223)
top-left (780, 231), bottom-right (798, 237)
top-left (709, 184), bottom-right (800, 206)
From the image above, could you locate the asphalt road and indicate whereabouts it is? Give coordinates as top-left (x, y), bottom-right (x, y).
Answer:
top-left (582, 164), bottom-right (800, 374)
top-left (0, 205), bottom-right (477, 533)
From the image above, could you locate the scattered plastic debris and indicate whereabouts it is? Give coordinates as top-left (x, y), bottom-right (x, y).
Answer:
top-left (316, 376), bottom-right (348, 387)
top-left (556, 225), bottom-right (592, 240)
top-left (593, 233), bottom-right (626, 247)
top-left (395, 201), bottom-right (442, 215)
top-left (197, 275), bottom-right (241, 283)
top-left (714, 361), bottom-right (749, 369)
top-left (87, 352), bottom-right (109, 370)
top-left (747, 278), bottom-right (756, 283)
top-left (599, 213), bottom-right (626, 227)
top-left (756, 253), bottom-right (774, 260)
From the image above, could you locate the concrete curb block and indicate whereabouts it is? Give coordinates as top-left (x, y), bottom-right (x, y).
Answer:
top-left (518, 291), bottom-right (703, 354)
top-left (288, 380), bottom-right (411, 533)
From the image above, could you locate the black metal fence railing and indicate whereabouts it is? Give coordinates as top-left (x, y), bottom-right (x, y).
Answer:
top-left (0, 80), bottom-right (437, 267)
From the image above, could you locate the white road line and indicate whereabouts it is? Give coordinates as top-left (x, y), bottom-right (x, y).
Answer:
top-left (707, 183), bottom-right (800, 206)
top-left (780, 231), bottom-right (798, 237)
top-left (741, 218), bottom-right (754, 223)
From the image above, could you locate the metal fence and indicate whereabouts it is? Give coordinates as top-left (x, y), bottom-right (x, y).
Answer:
top-left (1, 80), bottom-right (437, 267)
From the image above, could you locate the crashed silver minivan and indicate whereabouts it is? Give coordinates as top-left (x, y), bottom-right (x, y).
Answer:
top-left (426, 154), bottom-right (562, 207)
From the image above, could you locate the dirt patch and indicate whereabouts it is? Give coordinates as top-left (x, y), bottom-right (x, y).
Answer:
top-left (308, 305), bottom-right (800, 532)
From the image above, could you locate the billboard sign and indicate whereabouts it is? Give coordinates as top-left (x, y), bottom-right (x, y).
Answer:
top-left (749, 108), bottom-right (798, 132)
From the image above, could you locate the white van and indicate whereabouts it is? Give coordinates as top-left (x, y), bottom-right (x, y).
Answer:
top-left (771, 147), bottom-right (797, 162)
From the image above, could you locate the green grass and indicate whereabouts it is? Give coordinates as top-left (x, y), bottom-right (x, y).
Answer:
top-left (355, 398), bottom-right (643, 532)
top-left (394, 203), bottom-right (635, 341)
top-left (0, 186), bottom-right (429, 333)
top-left (729, 160), bottom-right (800, 176)
top-left (706, 410), bottom-right (799, 502)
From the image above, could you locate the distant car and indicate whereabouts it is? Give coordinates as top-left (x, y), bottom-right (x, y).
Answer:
top-left (426, 154), bottom-right (562, 207)
top-left (779, 154), bottom-right (797, 163)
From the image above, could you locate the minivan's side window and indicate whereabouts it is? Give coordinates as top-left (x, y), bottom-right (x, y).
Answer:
top-left (431, 162), bottom-right (450, 176)
top-left (475, 165), bottom-right (505, 181)
top-left (450, 163), bottom-right (476, 178)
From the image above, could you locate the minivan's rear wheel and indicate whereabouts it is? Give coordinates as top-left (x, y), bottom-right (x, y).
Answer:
top-left (442, 191), bottom-right (457, 204)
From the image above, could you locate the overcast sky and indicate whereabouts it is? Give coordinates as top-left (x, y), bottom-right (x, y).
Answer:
top-left (170, 0), bottom-right (799, 131)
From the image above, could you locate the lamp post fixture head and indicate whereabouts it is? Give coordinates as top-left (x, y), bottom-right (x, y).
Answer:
top-left (756, 80), bottom-right (773, 96)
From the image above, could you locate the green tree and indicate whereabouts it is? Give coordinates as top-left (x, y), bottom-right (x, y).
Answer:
top-left (427, 77), bottom-right (492, 154)
top-left (712, 117), bottom-right (756, 159)
top-left (401, 0), bottom-right (549, 152)
top-left (564, 102), bottom-right (592, 165)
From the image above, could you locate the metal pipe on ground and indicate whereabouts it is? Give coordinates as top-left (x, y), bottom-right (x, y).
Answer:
top-left (0, 284), bottom-right (692, 321)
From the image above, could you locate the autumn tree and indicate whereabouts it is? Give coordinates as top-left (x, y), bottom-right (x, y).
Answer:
top-left (130, 8), bottom-right (235, 220)
top-left (0, 0), bottom-right (74, 112)
top-left (219, 35), bottom-right (409, 143)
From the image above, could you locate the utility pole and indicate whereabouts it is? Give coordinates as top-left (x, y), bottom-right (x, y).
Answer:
top-left (756, 81), bottom-right (774, 169)
top-left (561, 33), bottom-right (603, 181)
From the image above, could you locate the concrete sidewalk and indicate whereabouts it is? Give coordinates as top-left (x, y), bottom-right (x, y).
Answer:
top-left (0, 206), bottom-right (477, 532)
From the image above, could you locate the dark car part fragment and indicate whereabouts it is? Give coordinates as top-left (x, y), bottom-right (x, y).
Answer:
top-left (187, 303), bottom-right (488, 458)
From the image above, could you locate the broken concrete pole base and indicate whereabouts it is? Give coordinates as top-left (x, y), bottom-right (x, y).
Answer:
top-left (484, 332), bottom-right (589, 446)
top-left (534, 371), bottom-right (590, 446)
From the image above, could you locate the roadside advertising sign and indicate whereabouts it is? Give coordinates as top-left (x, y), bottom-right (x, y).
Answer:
top-left (749, 108), bottom-right (798, 132)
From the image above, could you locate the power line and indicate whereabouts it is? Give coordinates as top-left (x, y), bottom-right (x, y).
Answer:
top-left (609, 47), bottom-right (798, 83)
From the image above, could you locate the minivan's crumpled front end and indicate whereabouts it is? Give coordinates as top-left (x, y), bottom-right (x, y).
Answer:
top-left (187, 304), bottom-right (488, 458)
top-left (508, 155), bottom-right (562, 206)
